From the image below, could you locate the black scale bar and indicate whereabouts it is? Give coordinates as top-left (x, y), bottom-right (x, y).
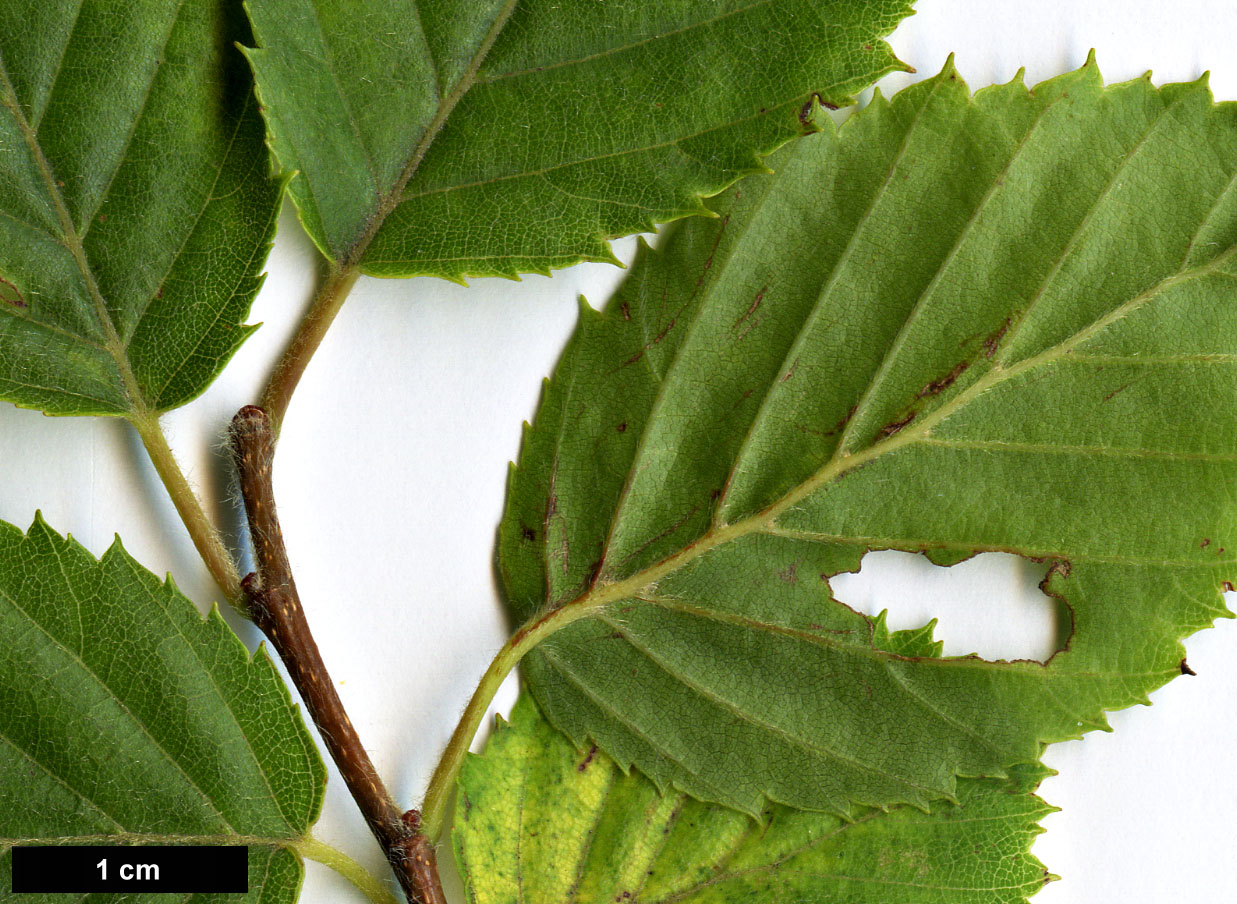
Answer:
top-left (11, 845), bottom-right (248, 893)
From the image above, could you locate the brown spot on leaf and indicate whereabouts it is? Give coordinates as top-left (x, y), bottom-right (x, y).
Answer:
top-left (0, 277), bottom-right (26, 309)
top-left (619, 300), bottom-right (631, 320)
top-left (733, 285), bottom-right (768, 339)
top-left (700, 215), bottom-right (731, 278)
top-left (1223, 581), bottom-right (1235, 592)
top-left (1180, 659), bottom-right (1197, 676)
top-left (577, 744), bottom-right (598, 772)
top-left (778, 562), bottom-right (798, 583)
top-left (917, 361), bottom-right (969, 398)
top-left (617, 421), bottom-right (627, 433)
top-left (984, 318), bottom-right (1011, 358)
top-left (1102, 382), bottom-right (1132, 402)
top-left (1201, 538), bottom-right (1211, 549)
top-left (521, 526), bottom-right (536, 542)
top-left (1047, 559), bottom-right (1073, 579)
top-left (879, 411), bottom-right (916, 437)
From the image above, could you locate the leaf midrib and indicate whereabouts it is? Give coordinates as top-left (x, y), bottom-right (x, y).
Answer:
top-left (474, 0), bottom-right (778, 87)
top-left (331, 0), bottom-right (520, 269)
top-left (992, 81), bottom-right (1202, 367)
top-left (546, 237), bottom-right (1237, 631)
top-left (0, 833), bottom-right (294, 846)
top-left (590, 611), bottom-right (955, 795)
top-left (396, 91), bottom-right (825, 204)
top-left (832, 75), bottom-right (1074, 458)
top-left (113, 553), bottom-right (308, 835)
top-left (715, 83), bottom-right (941, 517)
top-left (335, 0), bottom-right (864, 265)
top-left (654, 808), bottom-right (887, 904)
top-left (0, 49), bottom-right (151, 417)
top-left (0, 576), bottom-right (236, 833)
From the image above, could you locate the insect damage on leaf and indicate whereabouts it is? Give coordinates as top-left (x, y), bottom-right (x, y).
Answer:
top-left (497, 55), bottom-right (1237, 819)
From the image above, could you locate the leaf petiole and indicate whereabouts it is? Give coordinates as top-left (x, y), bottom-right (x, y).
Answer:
top-left (419, 600), bottom-right (594, 840)
top-left (129, 412), bottom-right (244, 609)
top-left (296, 836), bottom-right (402, 904)
top-left (259, 264), bottom-right (361, 434)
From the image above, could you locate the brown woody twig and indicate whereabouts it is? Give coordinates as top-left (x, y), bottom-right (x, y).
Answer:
top-left (230, 405), bottom-right (445, 904)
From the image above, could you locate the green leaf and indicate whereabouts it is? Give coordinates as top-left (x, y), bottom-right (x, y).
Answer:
top-left (0, 0), bottom-right (281, 416)
top-left (242, 0), bottom-right (915, 279)
top-left (455, 694), bottom-right (1056, 904)
top-left (498, 58), bottom-right (1237, 817)
top-left (0, 516), bottom-right (326, 902)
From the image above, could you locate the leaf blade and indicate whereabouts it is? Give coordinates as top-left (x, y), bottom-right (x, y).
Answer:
top-left (0, 0), bottom-right (281, 417)
top-left (454, 695), bottom-right (1056, 904)
top-left (0, 516), bottom-right (325, 902)
top-left (243, 0), bottom-right (916, 279)
top-left (499, 60), bottom-right (1237, 816)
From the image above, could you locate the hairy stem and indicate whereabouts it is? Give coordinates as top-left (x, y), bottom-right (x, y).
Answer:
top-left (230, 405), bottom-right (445, 904)
top-left (259, 264), bottom-right (361, 434)
top-left (296, 837), bottom-right (402, 904)
top-left (420, 603), bottom-right (586, 841)
top-left (129, 413), bottom-right (243, 608)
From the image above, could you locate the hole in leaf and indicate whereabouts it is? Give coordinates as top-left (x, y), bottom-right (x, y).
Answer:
top-left (830, 550), bottom-right (1071, 663)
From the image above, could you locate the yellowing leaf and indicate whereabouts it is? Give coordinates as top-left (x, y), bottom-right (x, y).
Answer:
top-left (455, 695), bottom-right (1056, 904)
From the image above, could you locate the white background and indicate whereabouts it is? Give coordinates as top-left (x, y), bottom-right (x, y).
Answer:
top-left (2, 1), bottom-right (1236, 901)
